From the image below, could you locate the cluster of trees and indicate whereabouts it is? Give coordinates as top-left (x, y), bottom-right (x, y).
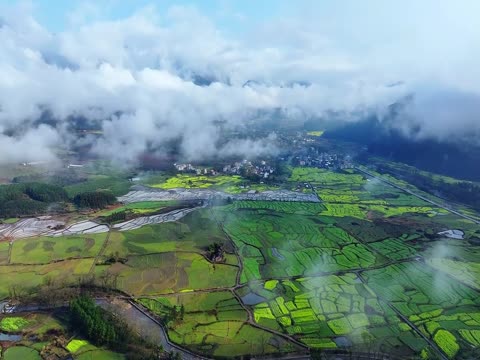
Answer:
top-left (205, 242), bottom-right (224, 262)
top-left (0, 183), bottom-right (67, 218)
top-left (70, 295), bottom-right (120, 346)
top-left (12, 172), bottom-right (87, 187)
top-left (377, 165), bottom-right (480, 211)
top-left (102, 210), bottom-right (127, 224)
top-left (70, 295), bottom-right (171, 360)
top-left (73, 191), bottom-right (116, 209)
top-left (433, 181), bottom-right (480, 211)
top-left (168, 304), bottom-right (185, 322)
top-left (24, 183), bottom-right (68, 202)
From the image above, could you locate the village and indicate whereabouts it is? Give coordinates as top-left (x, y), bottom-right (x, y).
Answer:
top-left (174, 159), bottom-right (276, 180)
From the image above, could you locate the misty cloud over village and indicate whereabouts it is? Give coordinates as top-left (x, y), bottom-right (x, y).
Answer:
top-left (1, 1), bottom-right (480, 166)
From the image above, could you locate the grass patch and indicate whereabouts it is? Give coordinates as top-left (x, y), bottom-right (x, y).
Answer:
top-left (64, 176), bottom-right (131, 197)
top-left (66, 339), bottom-right (90, 353)
top-left (96, 201), bottom-right (180, 217)
top-left (434, 330), bottom-right (459, 359)
top-left (11, 233), bottom-right (106, 264)
top-left (3, 346), bottom-right (41, 360)
top-left (3, 217), bottom-right (19, 224)
top-left (0, 317), bottom-right (30, 332)
top-left (307, 131), bottom-right (324, 137)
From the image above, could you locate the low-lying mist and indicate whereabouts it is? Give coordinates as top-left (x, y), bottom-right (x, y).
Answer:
top-left (1, 1), bottom-right (479, 166)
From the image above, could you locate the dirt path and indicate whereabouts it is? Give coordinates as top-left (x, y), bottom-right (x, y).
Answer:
top-left (6, 240), bottom-right (12, 264)
top-left (88, 227), bottom-right (111, 275)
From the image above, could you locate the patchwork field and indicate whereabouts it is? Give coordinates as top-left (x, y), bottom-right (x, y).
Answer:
top-left (2, 166), bottom-right (480, 359)
top-left (138, 291), bottom-right (298, 357)
top-left (239, 274), bottom-right (431, 357)
top-left (364, 262), bottom-right (480, 359)
top-left (150, 174), bottom-right (242, 189)
top-left (104, 210), bottom-right (228, 257)
top-left (0, 259), bottom-right (94, 298)
top-left (218, 202), bottom-right (383, 282)
top-left (100, 251), bottom-right (237, 295)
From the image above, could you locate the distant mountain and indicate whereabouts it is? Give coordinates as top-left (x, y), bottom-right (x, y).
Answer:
top-left (323, 101), bottom-right (480, 181)
top-left (243, 79), bottom-right (311, 88)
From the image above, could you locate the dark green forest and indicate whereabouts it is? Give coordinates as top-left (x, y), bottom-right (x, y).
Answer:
top-left (73, 191), bottom-right (116, 209)
top-left (0, 183), bottom-right (68, 218)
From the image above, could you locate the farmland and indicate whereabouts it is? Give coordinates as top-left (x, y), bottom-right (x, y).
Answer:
top-left (64, 175), bottom-right (131, 197)
top-left (94, 201), bottom-right (181, 217)
top-left (138, 291), bottom-right (298, 357)
top-left (0, 312), bottom-right (127, 360)
top-left (10, 233), bottom-right (107, 264)
top-left (1, 165), bottom-right (480, 359)
top-left (150, 174), bottom-right (242, 189)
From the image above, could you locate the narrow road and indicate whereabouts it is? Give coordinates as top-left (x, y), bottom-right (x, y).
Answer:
top-left (209, 206), bottom-right (310, 352)
top-left (355, 167), bottom-right (480, 225)
top-left (307, 181), bottom-right (321, 202)
top-left (115, 299), bottom-right (207, 360)
top-left (355, 273), bottom-right (448, 360)
top-left (7, 240), bottom-right (13, 264)
top-left (4, 297), bottom-right (203, 360)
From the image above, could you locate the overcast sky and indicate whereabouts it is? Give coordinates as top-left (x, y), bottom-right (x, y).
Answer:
top-left (0, 0), bottom-right (479, 165)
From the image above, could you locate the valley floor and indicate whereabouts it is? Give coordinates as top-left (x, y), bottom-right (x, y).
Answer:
top-left (1, 167), bottom-right (480, 359)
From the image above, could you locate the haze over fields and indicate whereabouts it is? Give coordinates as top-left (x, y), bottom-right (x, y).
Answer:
top-left (1, 0), bottom-right (480, 166)
top-left (2, 3), bottom-right (480, 360)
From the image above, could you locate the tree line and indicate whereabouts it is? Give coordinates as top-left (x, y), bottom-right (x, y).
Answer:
top-left (70, 295), bottom-right (180, 360)
top-left (0, 182), bottom-right (68, 218)
top-left (376, 164), bottom-right (480, 211)
top-left (73, 191), bottom-right (116, 209)
top-left (0, 181), bottom-right (118, 218)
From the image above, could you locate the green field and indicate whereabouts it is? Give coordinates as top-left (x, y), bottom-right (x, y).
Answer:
top-left (0, 241), bottom-right (10, 265)
top-left (104, 251), bottom-right (237, 295)
top-left (243, 274), bottom-right (430, 356)
top-left (2, 346), bottom-right (42, 360)
top-left (218, 202), bottom-right (381, 282)
top-left (2, 165), bottom-right (480, 359)
top-left (139, 291), bottom-right (298, 357)
top-left (364, 262), bottom-right (480, 359)
top-left (0, 312), bottom-right (126, 360)
top-left (104, 210), bottom-right (228, 257)
top-left (0, 316), bottom-right (30, 331)
top-left (0, 259), bottom-right (94, 298)
top-left (95, 201), bottom-right (181, 216)
top-left (10, 233), bottom-right (106, 264)
top-left (150, 174), bottom-right (242, 189)
top-left (64, 175), bottom-right (131, 197)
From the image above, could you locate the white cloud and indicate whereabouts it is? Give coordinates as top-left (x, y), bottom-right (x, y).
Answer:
top-left (0, 1), bottom-right (478, 165)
